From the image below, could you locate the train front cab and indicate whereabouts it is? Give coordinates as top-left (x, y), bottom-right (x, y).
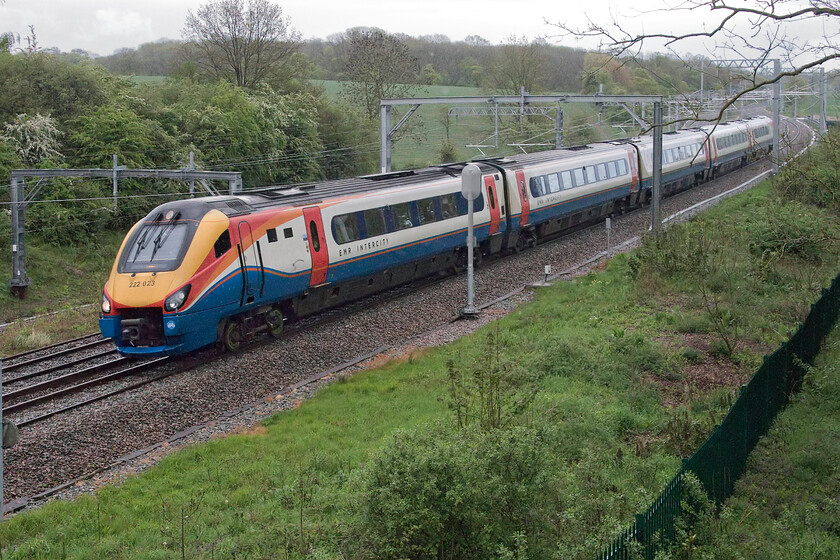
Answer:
top-left (99, 203), bottom-right (234, 356)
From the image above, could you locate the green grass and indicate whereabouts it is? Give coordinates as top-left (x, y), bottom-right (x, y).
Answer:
top-left (687, 329), bottom-right (840, 559)
top-left (310, 80), bottom-right (627, 170)
top-left (0, 230), bottom-right (124, 355)
top-left (1, 179), bottom-right (838, 558)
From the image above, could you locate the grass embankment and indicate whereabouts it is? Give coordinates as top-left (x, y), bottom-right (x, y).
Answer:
top-left (0, 227), bottom-right (123, 355)
top-left (0, 177), bottom-right (838, 559)
top-left (684, 329), bottom-right (840, 560)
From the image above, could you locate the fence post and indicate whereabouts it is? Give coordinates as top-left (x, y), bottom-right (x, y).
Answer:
top-left (636, 513), bottom-right (647, 559)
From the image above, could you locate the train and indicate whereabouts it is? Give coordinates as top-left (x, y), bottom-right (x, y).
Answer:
top-left (99, 116), bottom-right (774, 357)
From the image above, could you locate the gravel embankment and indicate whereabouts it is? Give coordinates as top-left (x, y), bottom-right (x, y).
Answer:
top-left (3, 119), bottom-right (812, 510)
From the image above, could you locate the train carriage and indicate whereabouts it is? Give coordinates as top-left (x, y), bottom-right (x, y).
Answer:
top-left (100, 164), bottom-right (506, 355)
top-left (100, 116), bottom-right (774, 357)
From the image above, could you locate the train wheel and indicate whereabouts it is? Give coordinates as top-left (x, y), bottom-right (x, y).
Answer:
top-left (515, 231), bottom-right (536, 253)
top-left (222, 320), bottom-right (242, 353)
top-left (265, 308), bottom-right (284, 338)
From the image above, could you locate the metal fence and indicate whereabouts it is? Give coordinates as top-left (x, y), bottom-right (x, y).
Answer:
top-left (597, 273), bottom-right (840, 560)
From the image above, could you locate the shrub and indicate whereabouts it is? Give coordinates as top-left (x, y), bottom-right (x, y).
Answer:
top-left (747, 201), bottom-right (832, 263)
top-left (349, 424), bottom-right (555, 560)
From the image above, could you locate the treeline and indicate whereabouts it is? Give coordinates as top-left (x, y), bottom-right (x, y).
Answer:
top-left (96, 33), bottom-right (705, 96)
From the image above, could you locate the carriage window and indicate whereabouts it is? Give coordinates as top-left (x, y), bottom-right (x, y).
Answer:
top-left (573, 168), bottom-right (585, 186)
top-left (390, 203), bottom-right (413, 230)
top-left (364, 208), bottom-right (387, 237)
top-left (440, 194), bottom-right (459, 219)
top-left (560, 170), bottom-right (573, 189)
top-left (213, 229), bottom-right (232, 258)
top-left (529, 176), bottom-right (543, 197)
top-left (417, 198), bottom-right (436, 224)
top-left (585, 166), bottom-right (597, 183)
top-left (284, 227), bottom-right (293, 238)
top-left (547, 173), bottom-right (561, 193)
top-left (596, 163), bottom-right (607, 180)
top-left (607, 161), bottom-right (618, 178)
top-left (487, 185), bottom-right (497, 209)
top-left (663, 150), bottom-right (672, 164)
top-left (309, 220), bottom-right (321, 252)
top-left (266, 228), bottom-right (278, 243)
top-left (617, 159), bottom-right (628, 176)
top-left (331, 213), bottom-right (360, 245)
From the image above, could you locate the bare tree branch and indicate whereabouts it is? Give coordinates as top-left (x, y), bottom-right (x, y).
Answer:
top-left (182, 0), bottom-right (300, 88)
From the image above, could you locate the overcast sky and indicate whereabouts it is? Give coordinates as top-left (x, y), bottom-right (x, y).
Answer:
top-left (1, 0), bottom-right (836, 64)
top-left (0, 0), bottom-right (715, 55)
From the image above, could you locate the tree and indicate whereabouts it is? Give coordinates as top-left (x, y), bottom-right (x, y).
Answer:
top-left (554, 1), bottom-right (840, 120)
top-left (340, 29), bottom-right (418, 119)
top-left (486, 36), bottom-right (546, 94)
top-left (182, 0), bottom-right (301, 88)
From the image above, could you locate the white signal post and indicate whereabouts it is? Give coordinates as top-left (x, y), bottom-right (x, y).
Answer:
top-left (460, 163), bottom-right (482, 318)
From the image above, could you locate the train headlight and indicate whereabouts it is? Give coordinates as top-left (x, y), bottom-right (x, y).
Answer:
top-left (101, 293), bottom-right (112, 314)
top-left (164, 284), bottom-right (191, 312)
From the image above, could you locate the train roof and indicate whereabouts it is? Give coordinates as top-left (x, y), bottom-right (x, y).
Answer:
top-left (215, 145), bottom-right (628, 212)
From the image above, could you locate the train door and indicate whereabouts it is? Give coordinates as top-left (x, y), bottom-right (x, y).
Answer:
top-left (237, 220), bottom-right (264, 305)
top-left (484, 175), bottom-right (501, 235)
top-left (303, 206), bottom-right (329, 286)
top-left (626, 147), bottom-right (640, 192)
top-left (515, 170), bottom-right (530, 226)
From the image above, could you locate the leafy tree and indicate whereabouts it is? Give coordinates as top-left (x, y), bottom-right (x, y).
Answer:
top-left (419, 63), bottom-right (443, 85)
top-left (0, 31), bottom-right (15, 53)
top-left (340, 29), bottom-right (418, 118)
top-left (182, 0), bottom-right (301, 88)
top-left (464, 34), bottom-right (490, 47)
top-left (1, 113), bottom-right (63, 165)
top-left (67, 103), bottom-right (175, 169)
top-left (313, 98), bottom-right (378, 179)
top-left (0, 53), bottom-right (122, 124)
top-left (487, 35), bottom-right (546, 94)
top-left (139, 80), bottom-right (325, 186)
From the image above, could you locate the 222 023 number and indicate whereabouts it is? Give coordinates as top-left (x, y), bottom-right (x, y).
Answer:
top-left (128, 279), bottom-right (156, 288)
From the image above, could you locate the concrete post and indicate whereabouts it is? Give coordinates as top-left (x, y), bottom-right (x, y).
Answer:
top-left (380, 105), bottom-right (391, 173)
top-left (112, 154), bottom-right (119, 211)
top-left (9, 176), bottom-right (29, 298)
top-left (820, 67), bottom-right (828, 135)
top-left (652, 101), bottom-right (663, 231)
top-left (555, 105), bottom-right (563, 148)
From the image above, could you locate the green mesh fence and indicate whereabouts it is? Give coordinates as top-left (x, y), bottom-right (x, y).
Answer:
top-left (596, 274), bottom-right (840, 560)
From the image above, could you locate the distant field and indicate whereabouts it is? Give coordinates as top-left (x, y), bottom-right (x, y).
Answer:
top-left (310, 79), bottom-right (485, 101)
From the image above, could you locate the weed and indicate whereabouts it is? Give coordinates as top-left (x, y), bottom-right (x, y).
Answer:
top-left (681, 347), bottom-right (704, 365)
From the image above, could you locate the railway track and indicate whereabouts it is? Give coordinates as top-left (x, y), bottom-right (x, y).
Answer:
top-left (0, 115), bottom-right (814, 503)
top-left (1, 334), bottom-right (174, 427)
top-left (0, 115), bottom-right (812, 433)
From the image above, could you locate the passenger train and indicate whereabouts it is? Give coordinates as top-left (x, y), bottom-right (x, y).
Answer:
top-left (99, 116), bottom-right (774, 356)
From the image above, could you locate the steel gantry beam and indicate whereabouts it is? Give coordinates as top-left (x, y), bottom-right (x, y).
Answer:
top-left (380, 94), bottom-right (664, 173)
top-left (380, 94), bottom-right (665, 232)
top-left (8, 167), bottom-right (243, 297)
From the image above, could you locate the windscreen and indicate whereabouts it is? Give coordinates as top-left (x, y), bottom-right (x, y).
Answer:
top-left (119, 214), bottom-right (194, 273)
